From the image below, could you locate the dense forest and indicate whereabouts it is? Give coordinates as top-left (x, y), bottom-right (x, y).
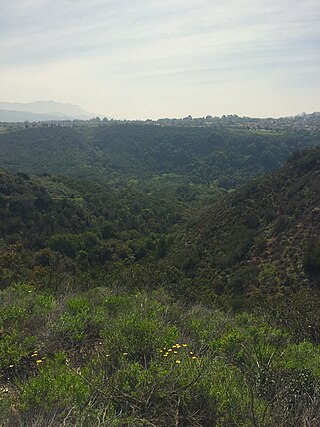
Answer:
top-left (0, 125), bottom-right (318, 188)
top-left (0, 122), bottom-right (320, 426)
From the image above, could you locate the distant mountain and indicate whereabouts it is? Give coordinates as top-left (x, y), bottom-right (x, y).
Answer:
top-left (175, 146), bottom-right (320, 298)
top-left (0, 101), bottom-right (96, 122)
top-left (0, 109), bottom-right (74, 122)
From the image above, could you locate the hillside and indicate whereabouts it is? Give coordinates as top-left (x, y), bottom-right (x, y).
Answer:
top-left (0, 167), bottom-right (211, 289)
top-left (0, 125), bottom-right (318, 188)
top-left (1, 146), bottom-right (320, 425)
top-left (176, 147), bottom-right (320, 301)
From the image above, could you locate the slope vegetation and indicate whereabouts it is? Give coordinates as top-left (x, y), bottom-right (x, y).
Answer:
top-left (0, 142), bottom-right (320, 426)
top-left (177, 147), bottom-right (320, 299)
top-left (0, 125), bottom-right (318, 188)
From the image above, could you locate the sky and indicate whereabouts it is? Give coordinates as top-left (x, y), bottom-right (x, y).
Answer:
top-left (0, 0), bottom-right (319, 119)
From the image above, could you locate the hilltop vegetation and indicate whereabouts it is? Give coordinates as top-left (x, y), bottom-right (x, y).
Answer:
top-left (0, 123), bottom-right (320, 426)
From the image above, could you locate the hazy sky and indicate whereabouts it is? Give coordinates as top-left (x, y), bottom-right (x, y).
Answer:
top-left (1, 0), bottom-right (319, 119)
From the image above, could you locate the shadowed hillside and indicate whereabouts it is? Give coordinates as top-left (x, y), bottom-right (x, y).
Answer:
top-left (176, 147), bottom-right (320, 300)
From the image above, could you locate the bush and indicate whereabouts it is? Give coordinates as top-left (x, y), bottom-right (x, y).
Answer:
top-left (19, 353), bottom-right (89, 413)
top-left (50, 296), bottom-right (96, 347)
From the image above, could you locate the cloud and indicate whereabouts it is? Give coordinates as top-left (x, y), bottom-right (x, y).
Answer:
top-left (0, 0), bottom-right (319, 118)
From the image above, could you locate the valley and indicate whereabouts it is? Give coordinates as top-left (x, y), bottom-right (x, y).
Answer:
top-left (0, 118), bottom-right (320, 426)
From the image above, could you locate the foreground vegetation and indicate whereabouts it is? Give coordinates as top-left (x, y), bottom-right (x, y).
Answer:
top-left (1, 281), bottom-right (319, 426)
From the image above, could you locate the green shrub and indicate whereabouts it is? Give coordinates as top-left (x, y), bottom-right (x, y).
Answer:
top-left (281, 341), bottom-right (320, 376)
top-left (0, 332), bottom-right (36, 368)
top-left (102, 313), bottom-right (179, 364)
top-left (50, 297), bottom-right (95, 346)
top-left (0, 284), bottom-right (55, 333)
top-left (19, 353), bottom-right (89, 412)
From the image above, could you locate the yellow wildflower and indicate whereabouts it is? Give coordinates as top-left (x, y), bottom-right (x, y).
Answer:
top-left (122, 352), bottom-right (128, 356)
top-left (163, 353), bottom-right (168, 357)
top-left (192, 356), bottom-right (197, 360)
top-left (182, 344), bottom-right (188, 347)
top-left (159, 349), bottom-right (163, 353)
top-left (36, 360), bottom-right (43, 364)
top-left (189, 351), bottom-right (193, 355)
top-left (9, 365), bottom-right (14, 368)
top-left (168, 349), bottom-right (172, 352)
top-left (174, 351), bottom-right (178, 354)
top-left (175, 360), bottom-right (181, 364)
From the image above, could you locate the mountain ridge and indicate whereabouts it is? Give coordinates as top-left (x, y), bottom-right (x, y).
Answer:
top-left (0, 101), bottom-right (96, 121)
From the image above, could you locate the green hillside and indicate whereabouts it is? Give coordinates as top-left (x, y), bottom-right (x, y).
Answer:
top-left (0, 130), bottom-right (320, 426)
top-left (175, 147), bottom-right (320, 302)
top-left (0, 125), bottom-right (318, 188)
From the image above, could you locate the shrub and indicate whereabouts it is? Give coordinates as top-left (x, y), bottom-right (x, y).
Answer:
top-left (102, 313), bottom-right (179, 365)
top-left (19, 353), bottom-right (89, 413)
top-left (50, 296), bottom-right (95, 347)
top-left (0, 331), bottom-right (36, 369)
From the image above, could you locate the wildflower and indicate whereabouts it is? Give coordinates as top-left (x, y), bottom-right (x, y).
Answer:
top-left (182, 344), bottom-right (188, 347)
top-left (36, 360), bottom-right (43, 364)
top-left (31, 353), bottom-right (37, 357)
top-left (159, 349), bottom-right (163, 353)
top-left (172, 345), bottom-right (176, 348)
top-left (192, 356), bottom-right (197, 360)
top-left (8, 365), bottom-right (14, 368)
top-left (175, 360), bottom-right (181, 364)
top-left (189, 351), bottom-right (193, 355)
top-left (176, 344), bottom-right (181, 348)
top-left (168, 349), bottom-right (172, 352)
top-left (122, 352), bottom-right (128, 356)
top-left (163, 353), bottom-right (168, 357)
top-left (174, 351), bottom-right (178, 354)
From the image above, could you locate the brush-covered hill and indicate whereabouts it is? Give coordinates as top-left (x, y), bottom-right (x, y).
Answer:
top-left (175, 147), bottom-right (320, 300)
top-left (1, 143), bottom-right (320, 427)
top-left (0, 125), bottom-right (318, 188)
top-left (0, 167), bottom-right (193, 289)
